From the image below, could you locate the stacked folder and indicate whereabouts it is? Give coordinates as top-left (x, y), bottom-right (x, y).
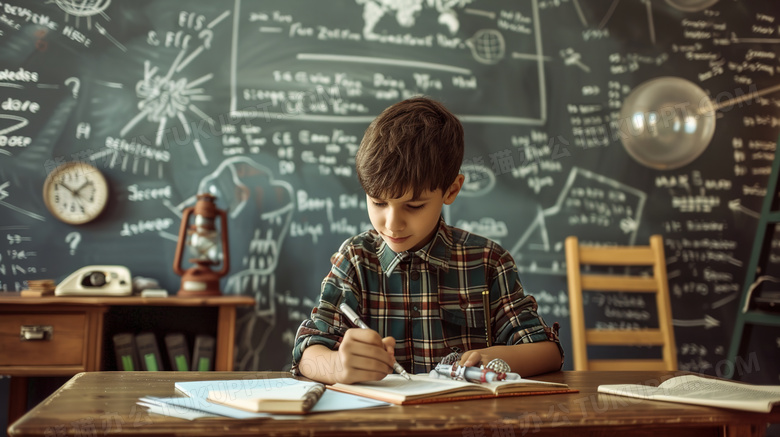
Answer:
top-left (113, 332), bottom-right (214, 371)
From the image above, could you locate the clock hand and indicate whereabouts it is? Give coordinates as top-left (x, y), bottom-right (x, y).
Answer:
top-left (59, 181), bottom-right (91, 212)
top-left (59, 182), bottom-right (79, 195)
top-left (72, 181), bottom-right (92, 198)
top-left (68, 191), bottom-right (89, 213)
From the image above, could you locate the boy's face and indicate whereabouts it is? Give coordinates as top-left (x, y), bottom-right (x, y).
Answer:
top-left (366, 175), bottom-right (464, 253)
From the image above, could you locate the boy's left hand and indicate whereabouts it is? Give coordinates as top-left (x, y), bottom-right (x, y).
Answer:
top-left (458, 350), bottom-right (488, 367)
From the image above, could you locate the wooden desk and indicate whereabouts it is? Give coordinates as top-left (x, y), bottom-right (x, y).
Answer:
top-left (9, 371), bottom-right (780, 437)
top-left (0, 295), bottom-right (254, 428)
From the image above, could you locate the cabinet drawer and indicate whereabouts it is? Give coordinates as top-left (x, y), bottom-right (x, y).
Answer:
top-left (0, 313), bottom-right (86, 366)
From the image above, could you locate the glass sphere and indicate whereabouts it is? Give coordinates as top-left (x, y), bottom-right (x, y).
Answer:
top-left (619, 76), bottom-right (716, 170)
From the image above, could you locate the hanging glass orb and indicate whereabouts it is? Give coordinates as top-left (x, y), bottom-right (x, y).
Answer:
top-left (619, 76), bottom-right (716, 170)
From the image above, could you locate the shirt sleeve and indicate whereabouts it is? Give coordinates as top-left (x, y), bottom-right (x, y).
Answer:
top-left (491, 247), bottom-right (565, 369)
top-left (290, 246), bottom-right (358, 375)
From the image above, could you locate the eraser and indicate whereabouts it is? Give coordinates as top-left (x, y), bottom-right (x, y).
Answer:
top-left (141, 289), bottom-right (169, 298)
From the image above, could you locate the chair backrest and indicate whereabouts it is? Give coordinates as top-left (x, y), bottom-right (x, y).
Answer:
top-left (565, 235), bottom-right (677, 371)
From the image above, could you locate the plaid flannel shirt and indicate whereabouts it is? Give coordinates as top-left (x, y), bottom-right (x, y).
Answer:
top-left (291, 217), bottom-right (563, 375)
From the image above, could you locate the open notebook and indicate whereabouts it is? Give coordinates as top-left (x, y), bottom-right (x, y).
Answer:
top-left (329, 373), bottom-right (575, 405)
top-left (598, 374), bottom-right (780, 413)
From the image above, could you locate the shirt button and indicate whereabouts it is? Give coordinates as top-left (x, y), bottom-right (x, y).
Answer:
top-left (411, 306), bottom-right (421, 317)
top-left (410, 271), bottom-right (420, 281)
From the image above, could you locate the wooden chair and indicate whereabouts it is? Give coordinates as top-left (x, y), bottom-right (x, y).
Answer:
top-left (565, 235), bottom-right (677, 371)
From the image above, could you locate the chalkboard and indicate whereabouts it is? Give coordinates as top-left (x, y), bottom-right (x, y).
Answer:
top-left (1, 0), bottom-right (780, 380)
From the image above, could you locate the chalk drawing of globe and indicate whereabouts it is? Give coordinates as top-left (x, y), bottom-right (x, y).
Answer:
top-left (466, 29), bottom-right (505, 65)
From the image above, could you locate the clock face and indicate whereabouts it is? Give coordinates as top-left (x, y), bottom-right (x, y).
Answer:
top-left (43, 162), bottom-right (109, 225)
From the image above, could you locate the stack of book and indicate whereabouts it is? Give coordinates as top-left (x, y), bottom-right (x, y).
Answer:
top-left (20, 279), bottom-right (56, 297)
top-left (137, 377), bottom-right (392, 419)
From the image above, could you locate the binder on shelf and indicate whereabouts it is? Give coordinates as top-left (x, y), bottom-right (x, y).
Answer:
top-left (112, 332), bottom-right (139, 371)
top-left (164, 332), bottom-right (191, 371)
top-left (191, 334), bottom-right (215, 371)
top-left (135, 332), bottom-right (164, 371)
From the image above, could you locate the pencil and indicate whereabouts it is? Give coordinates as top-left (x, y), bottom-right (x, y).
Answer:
top-left (338, 302), bottom-right (412, 380)
top-left (482, 290), bottom-right (492, 347)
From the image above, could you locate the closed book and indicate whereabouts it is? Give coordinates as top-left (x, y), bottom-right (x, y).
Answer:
top-left (112, 332), bottom-right (139, 371)
top-left (135, 332), bottom-right (164, 371)
top-left (206, 380), bottom-right (326, 414)
top-left (164, 332), bottom-right (190, 371)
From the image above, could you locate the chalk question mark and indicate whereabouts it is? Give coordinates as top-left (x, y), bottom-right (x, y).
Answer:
top-left (64, 77), bottom-right (80, 98)
top-left (65, 232), bottom-right (81, 255)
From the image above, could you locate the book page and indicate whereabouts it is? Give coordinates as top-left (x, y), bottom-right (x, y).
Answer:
top-left (210, 382), bottom-right (321, 402)
top-left (334, 374), bottom-right (569, 398)
top-left (486, 377), bottom-right (569, 394)
top-left (658, 375), bottom-right (780, 402)
top-left (598, 384), bottom-right (661, 399)
top-left (599, 375), bottom-right (780, 413)
top-left (350, 374), bottom-right (482, 397)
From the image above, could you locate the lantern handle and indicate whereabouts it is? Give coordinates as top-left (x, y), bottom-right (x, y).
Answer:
top-left (216, 208), bottom-right (230, 276)
top-left (173, 206), bottom-right (194, 276)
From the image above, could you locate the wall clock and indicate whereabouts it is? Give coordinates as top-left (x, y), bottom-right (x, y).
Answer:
top-left (43, 162), bottom-right (109, 225)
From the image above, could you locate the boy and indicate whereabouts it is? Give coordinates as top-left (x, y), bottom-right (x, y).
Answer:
top-left (292, 97), bottom-right (563, 384)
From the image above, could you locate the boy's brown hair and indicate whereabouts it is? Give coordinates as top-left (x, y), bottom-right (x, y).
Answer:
top-left (355, 96), bottom-right (464, 200)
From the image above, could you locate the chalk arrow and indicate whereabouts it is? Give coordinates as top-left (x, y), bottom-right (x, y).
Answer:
top-left (728, 199), bottom-right (760, 219)
top-left (0, 114), bottom-right (28, 136)
top-left (672, 314), bottom-right (720, 329)
top-left (95, 23), bottom-right (127, 52)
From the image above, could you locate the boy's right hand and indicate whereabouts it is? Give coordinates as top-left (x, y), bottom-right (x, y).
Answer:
top-left (335, 328), bottom-right (396, 384)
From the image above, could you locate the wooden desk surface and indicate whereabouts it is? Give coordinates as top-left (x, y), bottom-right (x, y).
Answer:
top-left (9, 371), bottom-right (780, 437)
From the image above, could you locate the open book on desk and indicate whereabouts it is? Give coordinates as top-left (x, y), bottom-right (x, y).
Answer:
top-left (598, 374), bottom-right (780, 413)
top-left (329, 374), bottom-right (575, 405)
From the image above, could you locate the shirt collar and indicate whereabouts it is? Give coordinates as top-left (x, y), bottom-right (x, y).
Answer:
top-left (378, 217), bottom-right (453, 276)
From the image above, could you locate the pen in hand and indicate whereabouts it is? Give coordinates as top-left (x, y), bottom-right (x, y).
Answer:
top-left (338, 302), bottom-right (412, 381)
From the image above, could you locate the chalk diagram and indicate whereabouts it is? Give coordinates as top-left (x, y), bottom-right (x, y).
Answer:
top-left (231, 0), bottom-right (548, 125)
top-left (356, 0), bottom-right (513, 67)
top-left (508, 167), bottom-right (646, 275)
top-left (92, 9), bottom-right (231, 175)
top-left (0, 1), bottom-right (124, 221)
top-left (357, 0), bottom-right (507, 66)
top-left (0, 0), bottom-right (121, 159)
top-left (0, 182), bottom-right (46, 222)
top-left (358, 0), bottom-right (472, 36)
top-left (571, 0), bottom-right (780, 172)
top-left (54, 0), bottom-right (126, 52)
top-left (570, 0), bottom-right (718, 45)
top-left (192, 156), bottom-right (295, 371)
top-left (54, 0), bottom-right (112, 31)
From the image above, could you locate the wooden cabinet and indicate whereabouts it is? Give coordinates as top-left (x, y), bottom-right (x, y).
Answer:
top-left (0, 294), bottom-right (254, 428)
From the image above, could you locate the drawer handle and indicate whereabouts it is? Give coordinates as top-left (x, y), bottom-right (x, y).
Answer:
top-left (20, 325), bottom-right (53, 341)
